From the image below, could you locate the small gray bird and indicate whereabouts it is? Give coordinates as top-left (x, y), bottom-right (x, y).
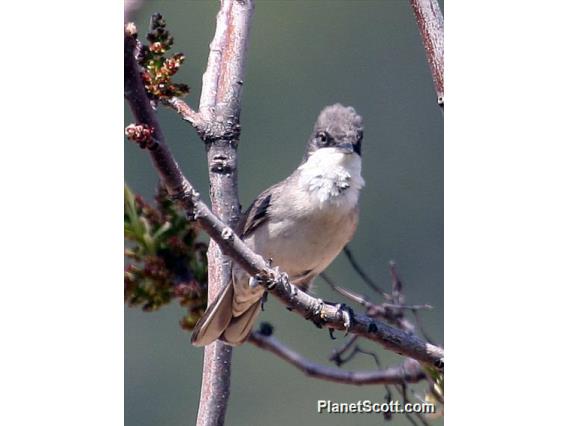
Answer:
top-left (192, 104), bottom-right (365, 346)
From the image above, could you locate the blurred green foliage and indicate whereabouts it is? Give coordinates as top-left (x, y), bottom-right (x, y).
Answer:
top-left (124, 184), bottom-right (208, 330)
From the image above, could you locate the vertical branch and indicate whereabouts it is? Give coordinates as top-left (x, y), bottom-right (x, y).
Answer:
top-left (196, 1), bottom-right (255, 426)
top-left (410, 0), bottom-right (444, 108)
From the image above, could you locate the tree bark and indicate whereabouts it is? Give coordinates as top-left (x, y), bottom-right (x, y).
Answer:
top-left (195, 1), bottom-right (255, 425)
top-left (410, 0), bottom-right (444, 108)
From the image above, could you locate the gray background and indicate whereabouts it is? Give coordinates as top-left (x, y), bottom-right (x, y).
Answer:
top-left (125, 1), bottom-right (443, 425)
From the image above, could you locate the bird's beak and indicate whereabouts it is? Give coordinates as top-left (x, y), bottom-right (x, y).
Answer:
top-left (336, 142), bottom-right (354, 154)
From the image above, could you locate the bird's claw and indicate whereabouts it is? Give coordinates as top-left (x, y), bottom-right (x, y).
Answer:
top-left (267, 266), bottom-right (287, 290)
top-left (336, 303), bottom-right (354, 335)
top-left (249, 275), bottom-right (260, 289)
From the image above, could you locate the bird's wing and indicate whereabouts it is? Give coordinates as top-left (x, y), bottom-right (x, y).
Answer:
top-left (238, 184), bottom-right (278, 238)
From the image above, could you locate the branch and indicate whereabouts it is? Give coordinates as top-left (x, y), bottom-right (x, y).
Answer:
top-left (194, 2), bottom-right (254, 426)
top-left (167, 97), bottom-right (205, 131)
top-left (124, 19), bottom-right (443, 372)
top-left (410, 0), bottom-right (444, 108)
top-left (249, 331), bottom-right (425, 386)
top-left (125, 2), bottom-right (256, 424)
top-left (198, 0), bottom-right (251, 125)
top-left (329, 334), bottom-right (359, 366)
top-left (166, 0), bottom-right (253, 136)
top-left (333, 342), bottom-right (433, 425)
top-left (320, 273), bottom-right (417, 333)
top-left (125, 32), bottom-right (234, 425)
top-left (343, 246), bottom-right (390, 298)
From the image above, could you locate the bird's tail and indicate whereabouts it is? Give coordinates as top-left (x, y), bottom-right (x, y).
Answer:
top-left (191, 281), bottom-right (262, 347)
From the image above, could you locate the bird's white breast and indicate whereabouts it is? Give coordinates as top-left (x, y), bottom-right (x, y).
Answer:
top-left (297, 148), bottom-right (365, 210)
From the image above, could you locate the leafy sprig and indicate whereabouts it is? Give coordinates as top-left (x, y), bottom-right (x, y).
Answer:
top-left (124, 184), bottom-right (207, 330)
top-left (137, 13), bottom-right (190, 101)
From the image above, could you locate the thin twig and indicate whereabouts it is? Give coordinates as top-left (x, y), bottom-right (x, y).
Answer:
top-left (383, 303), bottom-right (433, 311)
top-left (390, 260), bottom-right (403, 305)
top-left (343, 245), bottom-right (390, 298)
top-left (320, 273), bottom-right (416, 333)
top-left (412, 309), bottom-right (436, 344)
top-left (411, 406), bottom-right (431, 426)
top-left (320, 272), bottom-right (371, 306)
top-left (352, 345), bottom-right (383, 368)
top-left (166, 97), bottom-right (205, 131)
top-left (395, 384), bottom-right (420, 426)
top-left (329, 334), bottom-right (359, 366)
top-left (344, 344), bottom-right (432, 425)
top-left (404, 411), bottom-right (420, 426)
top-left (249, 331), bottom-right (425, 386)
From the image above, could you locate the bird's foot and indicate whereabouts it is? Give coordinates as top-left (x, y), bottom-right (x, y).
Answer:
top-left (336, 303), bottom-right (355, 335)
top-left (248, 275), bottom-right (260, 289)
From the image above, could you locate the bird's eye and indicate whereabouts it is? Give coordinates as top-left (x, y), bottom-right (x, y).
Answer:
top-left (316, 132), bottom-right (329, 144)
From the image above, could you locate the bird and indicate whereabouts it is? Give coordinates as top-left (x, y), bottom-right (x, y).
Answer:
top-left (191, 103), bottom-right (365, 346)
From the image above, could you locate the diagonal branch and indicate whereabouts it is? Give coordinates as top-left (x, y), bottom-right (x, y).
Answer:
top-left (249, 331), bottom-right (425, 386)
top-left (125, 23), bottom-right (443, 372)
top-left (167, 97), bottom-right (205, 131)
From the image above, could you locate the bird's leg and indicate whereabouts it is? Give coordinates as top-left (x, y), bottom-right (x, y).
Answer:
top-left (260, 291), bottom-right (268, 311)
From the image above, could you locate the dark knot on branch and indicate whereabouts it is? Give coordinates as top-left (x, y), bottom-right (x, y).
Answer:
top-left (210, 154), bottom-right (234, 175)
top-left (202, 120), bottom-right (242, 146)
top-left (257, 322), bottom-right (274, 337)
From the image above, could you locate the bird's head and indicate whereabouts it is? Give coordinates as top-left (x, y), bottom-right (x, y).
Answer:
top-left (305, 104), bottom-right (363, 159)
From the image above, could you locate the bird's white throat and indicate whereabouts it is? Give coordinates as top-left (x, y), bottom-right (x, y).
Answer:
top-left (298, 148), bottom-right (365, 207)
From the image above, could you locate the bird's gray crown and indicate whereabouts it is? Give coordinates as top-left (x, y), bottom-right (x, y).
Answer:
top-left (305, 103), bottom-right (364, 159)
